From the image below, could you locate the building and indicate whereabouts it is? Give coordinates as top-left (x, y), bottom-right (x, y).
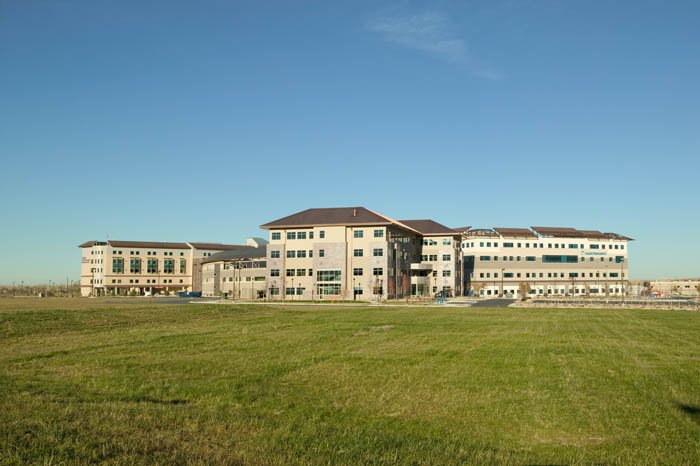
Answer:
top-left (260, 207), bottom-right (464, 300)
top-left (400, 220), bottom-right (462, 297)
top-left (79, 240), bottom-right (248, 296)
top-left (262, 207), bottom-right (424, 300)
top-left (79, 210), bottom-right (634, 301)
top-left (461, 227), bottom-right (632, 298)
top-left (200, 238), bottom-right (268, 298)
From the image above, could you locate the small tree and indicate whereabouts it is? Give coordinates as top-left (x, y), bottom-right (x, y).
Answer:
top-left (518, 282), bottom-right (531, 301)
top-left (472, 282), bottom-right (484, 298)
top-left (402, 273), bottom-right (410, 302)
top-left (388, 279), bottom-right (395, 300)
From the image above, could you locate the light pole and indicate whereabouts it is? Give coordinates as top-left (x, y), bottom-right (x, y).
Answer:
top-left (500, 268), bottom-right (504, 298)
top-left (353, 277), bottom-right (356, 301)
top-left (620, 257), bottom-right (624, 306)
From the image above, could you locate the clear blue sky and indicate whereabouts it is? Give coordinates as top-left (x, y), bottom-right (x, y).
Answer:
top-left (1, 0), bottom-right (698, 284)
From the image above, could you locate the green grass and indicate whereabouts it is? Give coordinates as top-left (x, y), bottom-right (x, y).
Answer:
top-left (1, 298), bottom-right (699, 465)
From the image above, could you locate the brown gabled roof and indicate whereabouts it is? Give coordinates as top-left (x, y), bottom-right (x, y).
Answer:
top-left (577, 230), bottom-right (608, 239)
top-left (493, 227), bottom-right (537, 238)
top-left (452, 226), bottom-right (471, 233)
top-left (603, 232), bottom-right (635, 241)
top-left (531, 226), bottom-right (581, 237)
top-left (398, 219), bottom-right (458, 236)
top-left (188, 242), bottom-right (249, 251)
top-left (260, 207), bottom-right (395, 229)
top-left (78, 240), bottom-right (107, 248)
top-left (531, 227), bottom-right (633, 240)
top-left (108, 240), bottom-right (191, 249)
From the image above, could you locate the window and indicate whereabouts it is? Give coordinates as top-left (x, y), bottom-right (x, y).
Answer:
top-left (287, 232), bottom-right (296, 240)
top-left (354, 230), bottom-right (363, 238)
top-left (504, 242), bottom-right (514, 248)
top-left (297, 232), bottom-right (307, 240)
top-left (421, 255), bottom-right (428, 261)
top-left (504, 273), bottom-right (514, 278)
top-left (443, 239), bottom-right (451, 245)
top-left (353, 286), bottom-right (363, 295)
top-left (147, 259), bottom-right (158, 274)
top-left (353, 249), bottom-right (363, 257)
top-left (615, 256), bottom-right (624, 263)
top-left (525, 256), bottom-right (536, 262)
top-left (271, 251), bottom-right (280, 258)
top-left (309, 232), bottom-right (314, 239)
top-left (480, 256), bottom-right (491, 261)
top-left (285, 288), bottom-right (295, 296)
top-left (112, 258), bottom-right (124, 274)
top-left (442, 270), bottom-right (451, 277)
top-left (318, 284), bottom-right (341, 295)
top-left (286, 250), bottom-right (296, 258)
top-left (372, 268), bottom-right (383, 276)
top-left (163, 259), bottom-right (174, 274)
top-left (442, 254), bottom-right (451, 261)
top-left (429, 255), bottom-right (438, 261)
top-left (317, 270), bottom-right (341, 282)
top-left (179, 259), bottom-right (186, 274)
top-left (487, 242), bottom-right (491, 247)
top-left (269, 287), bottom-right (280, 296)
top-left (296, 287), bottom-right (304, 295)
top-left (542, 255), bottom-right (579, 263)
top-left (569, 244), bottom-right (578, 249)
top-left (480, 242), bottom-right (484, 247)
top-left (374, 229), bottom-right (383, 238)
top-left (286, 269), bottom-right (295, 276)
top-left (590, 244), bottom-right (599, 249)
top-left (296, 269), bottom-right (306, 276)
top-left (373, 248), bottom-right (383, 257)
top-left (610, 272), bottom-right (619, 278)
top-left (297, 250), bottom-right (306, 258)
top-left (353, 268), bottom-right (363, 276)
top-left (130, 258), bottom-right (141, 274)
top-left (319, 230), bottom-right (325, 239)
top-left (271, 232), bottom-right (281, 241)
top-left (270, 269), bottom-right (280, 277)
top-left (319, 249), bottom-right (325, 257)
top-left (309, 250), bottom-right (313, 257)
top-left (569, 273), bottom-right (579, 278)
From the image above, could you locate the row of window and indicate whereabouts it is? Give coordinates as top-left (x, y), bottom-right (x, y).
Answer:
top-left (479, 288), bottom-right (622, 296)
top-left (110, 250), bottom-right (185, 256)
top-left (220, 276), bottom-right (265, 282)
top-left (422, 238), bottom-right (453, 246)
top-left (270, 268), bottom-right (388, 280)
top-left (113, 258), bottom-right (187, 274)
top-left (272, 229), bottom-right (386, 241)
top-left (110, 278), bottom-right (184, 284)
top-left (478, 255), bottom-right (624, 263)
top-left (466, 241), bottom-right (625, 250)
top-left (420, 254), bottom-right (451, 262)
top-left (477, 271), bottom-right (625, 279)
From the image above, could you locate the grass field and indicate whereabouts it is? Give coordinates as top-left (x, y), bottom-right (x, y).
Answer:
top-left (1, 298), bottom-right (699, 465)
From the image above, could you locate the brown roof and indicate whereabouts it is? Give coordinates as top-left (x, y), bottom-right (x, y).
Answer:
top-left (577, 230), bottom-right (608, 239)
top-left (80, 240), bottom-right (250, 250)
top-left (78, 240), bottom-right (107, 248)
top-left (261, 207), bottom-right (396, 229)
top-left (493, 227), bottom-right (537, 238)
top-left (188, 242), bottom-right (249, 251)
top-left (399, 219), bottom-right (458, 236)
top-left (603, 232), bottom-right (635, 241)
top-left (452, 226), bottom-right (471, 233)
top-left (531, 226), bottom-right (581, 237)
top-left (531, 227), bottom-right (633, 240)
top-left (108, 240), bottom-right (191, 249)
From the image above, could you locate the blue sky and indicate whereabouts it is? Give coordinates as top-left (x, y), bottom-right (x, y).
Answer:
top-left (1, 0), bottom-right (698, 284)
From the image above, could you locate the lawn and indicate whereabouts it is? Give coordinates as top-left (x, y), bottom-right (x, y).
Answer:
top-left (1, 298), bottom-right (699, 465)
